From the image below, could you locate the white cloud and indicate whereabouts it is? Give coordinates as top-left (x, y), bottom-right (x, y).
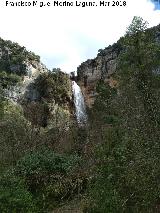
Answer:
top-left (0, 0), bottom-right (159, 72)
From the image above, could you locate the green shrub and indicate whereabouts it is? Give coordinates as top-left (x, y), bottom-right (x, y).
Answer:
top-left (0, 172), bottom-right (36, 213)
top-left (14, 149), bottom-right (83, 210)
top-left (0, 71), bottom-right (21, 88)
top-left (86, 16), bottom-right (160, 212)
top-left (0, 104), bottom-right (33, 169)
top-left (34, 71), bottom-right (72, 105)
top-left (15, 148), bottom-right (81, 196)
top-left (0, 85), bottom-right (5, 119)
top-left (0, 149), bottom-right (83, 212)
top-left (16, 148), bottom-right (80, 177)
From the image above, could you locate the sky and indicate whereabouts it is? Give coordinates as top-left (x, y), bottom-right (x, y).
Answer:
top-left (151, 0), bottom-right (160, 10)
top-left (0, 0), bottom-right (160, 73)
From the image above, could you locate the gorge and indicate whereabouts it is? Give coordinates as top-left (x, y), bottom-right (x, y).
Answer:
top-left (1, 17), bottom-right (160, 213)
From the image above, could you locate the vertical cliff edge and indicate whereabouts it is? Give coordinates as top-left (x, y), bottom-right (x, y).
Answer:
top-left (77, 24), bottom-right (160, 108)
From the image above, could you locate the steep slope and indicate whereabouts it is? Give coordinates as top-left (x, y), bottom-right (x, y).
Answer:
top-left (0, 37), bottom-right (48, 102)
top-left (0, 37), bottom-right (47, 76)
top-left (0, 38), bottom-right (74, 128)
top-left (77, 23), bottom-right (160, 107)
top-left (22, 70), bottom-right (74, 128)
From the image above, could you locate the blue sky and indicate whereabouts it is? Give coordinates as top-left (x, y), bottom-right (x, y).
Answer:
top-left (0, 0), bottom-right (160, 73)
top-left (151, 0), bottom-right (160, 10)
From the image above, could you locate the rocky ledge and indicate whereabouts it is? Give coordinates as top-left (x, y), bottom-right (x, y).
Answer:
top-left (77, 42), bottom-right (121, 108)
top-left (77, 23), bottom-right (160, 108)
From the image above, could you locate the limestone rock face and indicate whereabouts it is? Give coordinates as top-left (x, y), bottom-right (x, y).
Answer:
top-left (77, 43), bottom-right (121, 85)
top-left (77, 43), bottom-right (121, 108)
top-left (77, 24), bottom-right (160, 108)
top-left (5, 61), bottom-right (48, 102)
top-left (0, 37), bottom-right (48, 102)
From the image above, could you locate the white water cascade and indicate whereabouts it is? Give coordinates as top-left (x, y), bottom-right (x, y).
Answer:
top-left (72, 81), bottom-right (87, 125)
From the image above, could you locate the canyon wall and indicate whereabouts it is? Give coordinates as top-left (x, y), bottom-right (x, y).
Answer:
top-left (77, 24), bottom-right (160, 107)
top-left (77, 42), bottom-right (121, 107)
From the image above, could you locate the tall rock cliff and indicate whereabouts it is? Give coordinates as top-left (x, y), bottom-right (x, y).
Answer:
top-left (0, 38), bottom-right (73, 128)
top-left (0, 38), bottom-right (48, 102)
top-left (0, 37), bottom-right (48, 102)
top-left (77, 24), bottom-right (160, 107)
top-left (77, 42), bottom-right (121, 107)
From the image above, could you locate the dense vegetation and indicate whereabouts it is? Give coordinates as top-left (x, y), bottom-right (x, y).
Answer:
top-left (1, 16), bottom-right (160, 212)
top-left (0, 37), bottom-right (41, 102)
top-left (34, 70), bottom-right (72, 106)
top-left (0, 71), bottom-right (21, 88)
top-left (86, 16), bottom-right (160, 212)
top-left (22, 70), bottom-right (73, 128)
top-left (0, 67), bottom-right (87, 212)
top-left (0, 37), bottom-right (40, 76)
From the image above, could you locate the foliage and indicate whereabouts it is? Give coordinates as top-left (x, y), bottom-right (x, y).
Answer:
top-left (14, 149), bottom-right (83, 210)
top-left (87, 16), bottom-right (160, 212)
top-left (93, 81), bottom-right (118, 123)
top-left (2, 15), bottom-right (160, 213)
top-left (0, 172), bottom-right (36, 213)
top-left (0, 37), bottom-right (40, 76)
top-left (23, 100), bottom-right (49, 127)
top-left (22, 70), bottom-right (73, 128)
top-left (0, 36), bottom-right (86, 213)
top-left (0, 146), bottom-right (84, 212)
top-left (0, 99), bottom-right (85, 211)
top-left (126, 16), bottom-right (148, 35)
top-left (35, 71), bottom-right (72, 106)
top-left (52, 67), bottom-right (61, 73)
top-left (0, 85), bottom-right (5, 119)
top-left (0, 71), bottom-right (21, 88)
top-left (16, 148), bottom-right (80, 177)
top-left (0, 103), bottom-right (36, 170)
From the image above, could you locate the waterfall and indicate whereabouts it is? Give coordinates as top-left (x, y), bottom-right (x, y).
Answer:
top-left (72, 81), bottom-right (87, 125)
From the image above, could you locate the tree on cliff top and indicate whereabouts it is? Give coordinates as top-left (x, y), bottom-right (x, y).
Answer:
top-left (126, 16), bottom-right (148, 35)
top-left (118, 16), bottom-right (160, 123)
top-left (87, 16), bottom-right (160, 212)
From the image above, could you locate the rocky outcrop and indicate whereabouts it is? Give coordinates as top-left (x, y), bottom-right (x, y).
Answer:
top-left (77, 42), bottom-right (121, 84)
top-left (77, 23), bottom-right (160, 108)
top-left (77, 42), bottom-right (121, 108)
top-left (5, 60), bottom-right (48, 102)
top-left (0, 37), bottom-right (48, 102)
top-left (22, 60), bottom-right (48, 101)
top-left (22, 71), bottom-right (74, 128)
